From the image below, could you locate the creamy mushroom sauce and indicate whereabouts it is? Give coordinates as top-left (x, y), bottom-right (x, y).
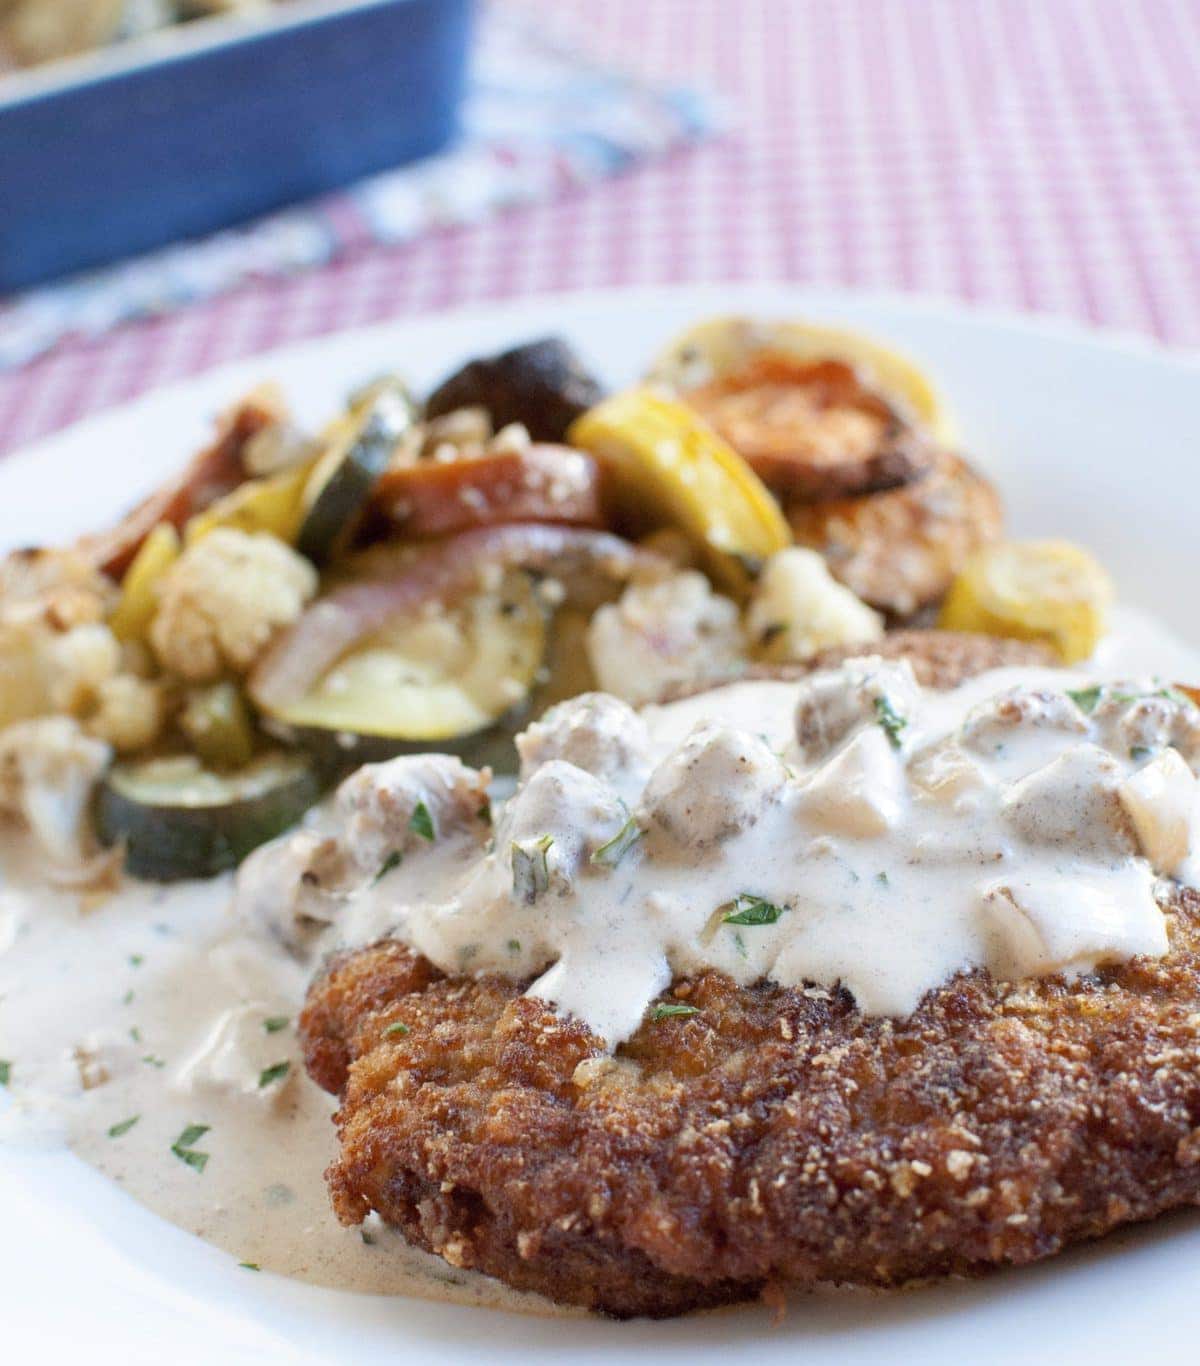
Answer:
top-left (2, 605), bottom-right (1199, 1314)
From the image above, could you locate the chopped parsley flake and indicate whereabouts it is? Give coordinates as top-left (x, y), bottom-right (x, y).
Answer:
top-left (141, 1054), bottom-right (165, 1068)
top-left (506, 938), bottom-right (521, 954)
top-left (875, 871), bottom-right (890, 887)
top-left (128, 954), bottom-right (144, 968)
top-left (129, 1027), bottom-right (142, 1043)
top-left (409, 801), bottom-right (436, 842)
top-left (263, 1016), bottom-right (289, 1034)
top-left (239, 1262), bottom-right (260, 1271)
top-left (590, 816), bottom-right (642, 869)
top-left (1130, 745), bottom-right (1153, 761)
top-left (122, 989), bottom-right (135, 1006)
top-left (873, 695), bottom-right (908, 748)
top-left (108, 1116), bottom-right (140, 1139)
top-left (0, 1060), bottom-right (10, 1087)
top-left (171, 1124), bottom-right (211, 1173)
top-left (511, 834), bottom-right (554, 903)
top-left (384, 1022), bottom-right (410, 1037)
top-left (1067, 685), bottom-right (1104, 714)
top-left (374, 851), bottom-right (402, 882)
top-left (258, 1062), bottom-right (291, 1088)
top-left (650, 1003), bottom-right (700, 1020)
top-left (721, 893), bottom-right (785, 926)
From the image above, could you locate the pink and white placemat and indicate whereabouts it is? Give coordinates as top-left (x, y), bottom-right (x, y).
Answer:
top-left (1, 0), bottom-right (1198, 460)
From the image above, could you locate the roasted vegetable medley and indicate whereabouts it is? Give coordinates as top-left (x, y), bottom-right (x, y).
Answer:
top-left (0, 317), bottom-right (1114, 880)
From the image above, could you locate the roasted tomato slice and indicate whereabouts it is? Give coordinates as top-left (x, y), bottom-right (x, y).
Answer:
top-left (366, 445), bottom-right (605, 540)
top-left (682, 353), bottom-right (933, 502)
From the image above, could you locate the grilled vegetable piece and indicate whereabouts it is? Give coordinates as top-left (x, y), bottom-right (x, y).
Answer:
top-left (184, 461), bottom-right (312, 547)
top-left (179, 682), bottom-right (257, 770)
top-left (96, 751), bottom-right (321, 882)
top-left (367, 445), bottom-right (605, 540)
top-left (648, 316), bottom-right (954, 443)
top-left (679, 353), bottom-right (933, 501)
top-left (787, 452), bottom-right (1003, 617)
top-left (297, 388), bottom-right (415, 564)
top-left (78, 388), bottom-right (285, 580)
top-left (939, 539), bottom-right (1113, 663)
top-left (249, 524), bottom-right (666, 714)
top-left (107, 523), bottom-right (180, 643)
top-left (568, 388), bottom-right (791, 596)
top-left (259, 572), bottom-right (547, 767)
top-left (425, 337), bottom-right (604, 442)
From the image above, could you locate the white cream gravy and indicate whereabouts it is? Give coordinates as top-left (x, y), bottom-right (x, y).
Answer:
top-left (1, 604), bottom-right (1198, 1315)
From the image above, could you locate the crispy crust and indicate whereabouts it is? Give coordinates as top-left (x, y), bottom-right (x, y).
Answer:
top-left (787, 451), bottom-right (1003, 616)
top-left (300, 631), bottom-right (1200, 1317)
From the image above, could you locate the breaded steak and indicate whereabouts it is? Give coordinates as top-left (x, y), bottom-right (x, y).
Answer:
top-left (299, 632), bottom-right (1200, 1317)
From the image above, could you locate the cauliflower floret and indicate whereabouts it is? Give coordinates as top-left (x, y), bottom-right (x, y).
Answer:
top-left (150, 528), bottom-right (317, 681)
top-left (0, 717), bottom-right (111, 863)
top-left (639, 722), bottom-right (788, 848)
top-left (87, 674), bottom-right (167, 753)
top-left (745, 547), bottom-right (883, 662)
top-left (517, 693), bottom-right (651, 794)
top-left (585, 570), bottom-right (744, 706)
top-left (0, 546), bottom-right (114, 625)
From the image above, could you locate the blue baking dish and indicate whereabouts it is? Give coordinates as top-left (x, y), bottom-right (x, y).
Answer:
top-left (0, 0), bottom-right (474, 292)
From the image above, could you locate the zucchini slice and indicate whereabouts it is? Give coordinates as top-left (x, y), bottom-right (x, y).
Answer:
top-left (96, 751), bottom-right (321, 882)
top-left (297, 388), bottom-right (415, 564)
top-left (263, 572), bottom-right (547, 768)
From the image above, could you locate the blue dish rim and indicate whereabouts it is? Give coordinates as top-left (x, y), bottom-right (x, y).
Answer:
top-left (0, 0), bottom-right (421, 111)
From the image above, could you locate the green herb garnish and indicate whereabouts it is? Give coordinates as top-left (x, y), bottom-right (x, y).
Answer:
top-left (506, 938), bottom-right (521, 954)
top-left (142, 1055), bottom-right (165, 1068)
top-left (384, 1022), bottom-right (410, 1037)
top-left (721, 893), bottom-right (785, 926)
top-left (875, 871), bottom-right (890, 887)
top-left (129, 1027), bottom-right (142, 1043)
top-left (128, 954), bottom-right (144, 968)
top-left (590, 816), bottom-right (642, 869)
top-left (1130, 745), bottom-right (1153, 761)
top-left (374, 851), bottom-right (402, 883)
top-left (239, 1262), bottom-right (260, 1271)
top-left (171, 1123), bottom-right (211, 1172)
top-left (0, 1060), bottom-right (11, 1087)
top-left (108, 1116), bottom-right (140, 1139)
top-left (263, 1016), bottom-right (289, 1034)
top-left (873, 695), bottom-right (908, 748)
top-left (409, 801), bottom-right (435, 842)
top-left (1067, 685), bottom-right (1103, 714)
top-left (511, 834), bottom-right (554, 903)
top-left (650, 1003), bottom-right (700, 1020)
top-left (258, 1062), bottom-right (291, 1088)
top-left (122, 989), bottom-right (135, 1006)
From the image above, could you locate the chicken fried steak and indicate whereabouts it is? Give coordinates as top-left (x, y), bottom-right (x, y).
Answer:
top-left (299, 633), bottom-right (1200, 1317)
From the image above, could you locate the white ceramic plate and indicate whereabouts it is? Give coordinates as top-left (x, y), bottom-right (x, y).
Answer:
top-left (2, 286), bottom-right (1198, 1366)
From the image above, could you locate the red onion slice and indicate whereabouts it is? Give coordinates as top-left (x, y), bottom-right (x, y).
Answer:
top-left (250, 524), bottom-right (666, 711)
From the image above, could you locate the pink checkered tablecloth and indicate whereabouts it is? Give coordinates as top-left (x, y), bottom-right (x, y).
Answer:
top-left (2, 0), bottom-right (1198, 459)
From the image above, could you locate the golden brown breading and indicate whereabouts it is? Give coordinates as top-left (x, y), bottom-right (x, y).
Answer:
top-left (300, 631), bottom-right (1200, 1318)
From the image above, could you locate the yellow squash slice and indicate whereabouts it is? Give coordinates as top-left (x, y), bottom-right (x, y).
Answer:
top-left (184, 461), bottom-right (313, 547)
top-left (647, 315), bottom-right (955, 444)
top-left (938, 539), bottom-right (1113, 663)
top-left (108, 522), bottom-right (181, 643)
top-left (568, 387), bottom-right (791, 595)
